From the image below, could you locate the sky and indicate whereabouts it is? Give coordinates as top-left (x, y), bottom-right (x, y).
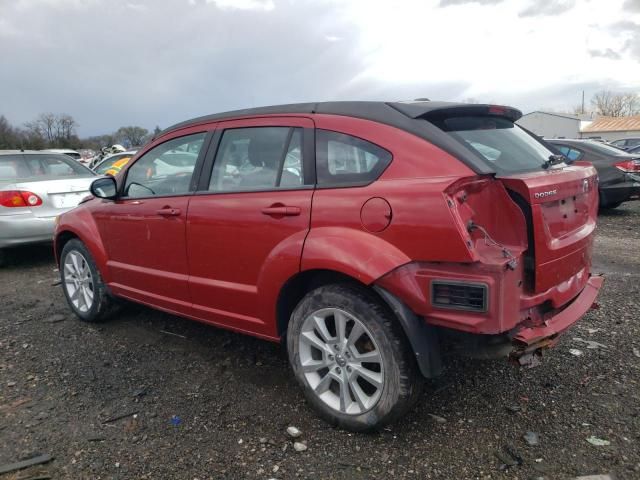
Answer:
top-left (0, 0), bottom-right (639, 137)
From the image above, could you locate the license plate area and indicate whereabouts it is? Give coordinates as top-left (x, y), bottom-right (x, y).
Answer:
top-left (50, 192), bottom-right (88, 209)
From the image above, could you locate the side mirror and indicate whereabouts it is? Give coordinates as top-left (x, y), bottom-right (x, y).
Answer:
top-left (90, 176), bottom-right (117, 199)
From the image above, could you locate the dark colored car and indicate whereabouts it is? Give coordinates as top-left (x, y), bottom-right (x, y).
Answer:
top-left (609, 137), bottom-right (640, 151)
top-left (546, 139), bottom-right (640, 209)
top-left (627, 144), bottom-right (640, 155)
top-left (54, 101), bottom-right (603, 431)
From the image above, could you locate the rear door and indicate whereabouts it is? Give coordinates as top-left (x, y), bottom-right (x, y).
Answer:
top-left (186, 117), bottom-right (314, 337)
top-left (93, 129), bottom-right (211, 312)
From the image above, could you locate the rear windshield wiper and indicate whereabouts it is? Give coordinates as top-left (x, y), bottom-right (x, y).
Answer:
top-left (541, 154), bottom-right (565, 169)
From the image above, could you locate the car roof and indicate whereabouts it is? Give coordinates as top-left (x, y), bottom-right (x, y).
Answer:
top-left (157, 101), bottom-right (523, 176)
top-left (160, 101), bottom-right (523, 136)
top-left (0, 150), bottom-right (71, 156)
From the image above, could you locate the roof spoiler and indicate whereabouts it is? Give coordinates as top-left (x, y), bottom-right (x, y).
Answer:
top-left (388, 102), bottom-right (523, 122)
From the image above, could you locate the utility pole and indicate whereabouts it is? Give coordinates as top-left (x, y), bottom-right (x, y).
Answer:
top-left (581, 90), bottom-right (585, 114)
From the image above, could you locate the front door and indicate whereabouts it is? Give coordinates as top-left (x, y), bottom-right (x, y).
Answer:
top-left (94, 130), bottom-right (209, 313)
top-left (186, 117), bottom-right (314, 337)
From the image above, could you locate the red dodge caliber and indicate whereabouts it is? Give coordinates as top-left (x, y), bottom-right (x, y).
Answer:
top-left (54, 101), bottom-right (603, 431)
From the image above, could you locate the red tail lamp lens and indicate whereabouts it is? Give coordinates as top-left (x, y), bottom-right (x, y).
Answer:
top-left (614, 159), bottom-right (640, 172)
top-left (0, 190), bottom-right (43, 207)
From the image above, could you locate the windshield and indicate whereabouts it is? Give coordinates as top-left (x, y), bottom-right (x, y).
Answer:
top-left (431, 116), bottom-right (561, 174)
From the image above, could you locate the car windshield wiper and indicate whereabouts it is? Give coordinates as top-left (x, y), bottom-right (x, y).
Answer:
top-left (541, 154), bottom-right (565, 169)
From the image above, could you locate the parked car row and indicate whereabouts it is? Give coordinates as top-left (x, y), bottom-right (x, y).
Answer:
top-left (546, 138), bottom-right (640, 209)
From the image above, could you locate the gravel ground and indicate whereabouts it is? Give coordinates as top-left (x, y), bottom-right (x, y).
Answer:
top-left (1, 203), bottom-right (639, 480)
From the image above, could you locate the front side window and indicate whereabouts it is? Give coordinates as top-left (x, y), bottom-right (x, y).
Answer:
top-left (316, 130), bottom-right (392, 186)
top-left (430, 116), bottom-right (562, 174)
top-left (209, 127), bottom-right (304, 192)
top-left (124, 132), bottom-right (205, 198)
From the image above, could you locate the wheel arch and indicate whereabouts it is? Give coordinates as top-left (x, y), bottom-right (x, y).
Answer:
top-left (276, 268), bottom-right (442, 379)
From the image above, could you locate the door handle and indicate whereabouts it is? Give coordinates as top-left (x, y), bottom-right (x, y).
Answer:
top-left (261, 206), bottom-right (301, 217)
top-left (157, 207), bottom-right (181, 217)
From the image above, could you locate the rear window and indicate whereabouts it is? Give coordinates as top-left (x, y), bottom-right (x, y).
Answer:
top-left (0, 154), bottom-right (93, 180)
top-left (582, 141), bottom-right (637, 157)
top-left (430, 116), bottom-right (560, 174)
top-left (316, 130), bottom-right (392, 186)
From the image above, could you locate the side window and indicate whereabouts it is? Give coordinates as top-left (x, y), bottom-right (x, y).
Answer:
top-left (556, 146), bottom-right (581, 161)
top-left (316, 130), bottom-right (392, 186)
top-left (208, 127), bottom-right (304, 192)
top-left (124, 133), bottom-right (206, 198)
top-left (566, 148), bottom-right (582, 161)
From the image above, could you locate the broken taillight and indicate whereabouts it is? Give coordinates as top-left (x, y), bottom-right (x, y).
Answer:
top-left (614, 159), bottom-right (640, 173)
top-left (0, 190), bottom-right (43, 208)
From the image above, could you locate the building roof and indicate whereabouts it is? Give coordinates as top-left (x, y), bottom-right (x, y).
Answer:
top-left (581, 115), bottom-right (640, 133)
top-left (520, 111), bottom-right (582, 121)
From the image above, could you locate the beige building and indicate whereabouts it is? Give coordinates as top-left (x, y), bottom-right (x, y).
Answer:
top-left (580, 116), bottom-right (640, 142)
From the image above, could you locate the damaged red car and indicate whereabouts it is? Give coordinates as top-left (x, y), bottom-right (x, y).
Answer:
top-left (54, 101), bottom-right (603, 431)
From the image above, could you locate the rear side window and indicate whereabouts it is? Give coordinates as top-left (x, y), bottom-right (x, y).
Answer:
top-left (209, 127), bottom-right (304, 192)
top-left (430, 116), bottom-right (559, 174)
top-left (316, 130), bottom-right (391, 186)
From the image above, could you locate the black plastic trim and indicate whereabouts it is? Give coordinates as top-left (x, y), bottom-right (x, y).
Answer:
top-left (431, 279), bottom-right (488, 313)
top-left (373, 286), bottom-right (442, 379)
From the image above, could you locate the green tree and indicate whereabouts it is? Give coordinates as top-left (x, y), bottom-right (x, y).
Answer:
top-left (115, 126), bottom-right (149, 148)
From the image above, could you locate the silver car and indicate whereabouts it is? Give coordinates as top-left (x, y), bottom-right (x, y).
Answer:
top-left (0, 151), bottom-right (96, 265)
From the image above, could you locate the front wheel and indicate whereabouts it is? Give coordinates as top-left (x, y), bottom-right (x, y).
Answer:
top-left (60, 239), bottom-right (114, 322)
top-left (287, 284), bottom-right (423, 431)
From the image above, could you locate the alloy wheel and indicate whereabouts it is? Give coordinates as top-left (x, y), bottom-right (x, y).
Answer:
top-left (298, 308), bottom-right (384, 415)
top-left (63, 250), bottom-right (94, 313)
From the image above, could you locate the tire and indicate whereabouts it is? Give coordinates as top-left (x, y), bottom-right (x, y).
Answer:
top-left (287, 284), bottom-right (423, 432)
top-left (60, 238), bottom-right (114, 322)
top-left (0, 249), bottom-right (6, 267)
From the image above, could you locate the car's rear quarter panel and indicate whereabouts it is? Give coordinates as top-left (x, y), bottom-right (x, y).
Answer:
top-left (303, 115), bottom-right (477, 280)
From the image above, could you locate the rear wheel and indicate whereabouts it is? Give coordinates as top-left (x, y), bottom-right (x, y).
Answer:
top-left (287, 284), bottom-right (423, 431)
top-left (60, 239), bottom-right (114, 322)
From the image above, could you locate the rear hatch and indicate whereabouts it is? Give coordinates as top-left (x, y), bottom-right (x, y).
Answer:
top-left (1, 152), bottom-right (95, 218)
top-left (414, 104), bottom-right (599, 293)
top-left (499, 165), bottom-right (597, 292)
top-left (12, 177), bottom-right (95, 218)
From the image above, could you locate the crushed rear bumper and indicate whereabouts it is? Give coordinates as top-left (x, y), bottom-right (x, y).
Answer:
top-left (510, 275), bottom-right (604, 366)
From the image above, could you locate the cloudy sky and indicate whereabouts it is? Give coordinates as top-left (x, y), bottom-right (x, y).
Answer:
top-left (1, 0), bottom-right (639, 136)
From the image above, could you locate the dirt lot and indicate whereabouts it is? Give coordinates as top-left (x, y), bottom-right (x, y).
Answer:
top-left (1, 204), bottom-right (639, 480)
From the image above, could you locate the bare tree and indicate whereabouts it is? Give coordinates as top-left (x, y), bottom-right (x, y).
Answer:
top-left (591, 90), bottom-right (640, 117)
top-left (58, 114), bottom-right (77, 141)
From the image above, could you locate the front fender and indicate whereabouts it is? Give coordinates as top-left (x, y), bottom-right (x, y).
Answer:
top-left (301, 226), bottom-right (411, 284)
top-left (54, 201), bottom-right (111, 283)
